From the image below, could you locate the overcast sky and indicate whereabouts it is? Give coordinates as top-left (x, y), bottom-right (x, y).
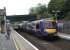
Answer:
top-left (0, 0), bottom-right (50, 15)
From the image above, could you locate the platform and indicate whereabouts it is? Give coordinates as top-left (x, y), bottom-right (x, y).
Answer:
top-left (57, 33), bottom-right (70, 40)
top-left (11, 28), bottom-right (38, 50)
top-left (0, 26), bottom-right (39, 50)
top-left (0, 33), bottom-right (16, 50)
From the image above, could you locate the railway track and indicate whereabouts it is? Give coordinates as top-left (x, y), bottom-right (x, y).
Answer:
top-left (15, 29), bottom-right (70, 50)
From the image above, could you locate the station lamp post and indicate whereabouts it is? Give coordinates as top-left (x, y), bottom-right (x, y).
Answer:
top-left (4, 7), bottom-right (7, 34)
top-left (0, 7), bottom-right (6, 34)
top-left (52, 10), bottom-right (60, 21)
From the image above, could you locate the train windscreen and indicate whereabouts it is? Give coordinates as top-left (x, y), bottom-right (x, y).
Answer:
top-left (45, 22), bottom-right (56, 29)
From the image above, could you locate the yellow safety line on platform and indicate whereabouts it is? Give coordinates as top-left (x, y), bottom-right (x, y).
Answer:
top-left (12, 36), bottom-right (20, 50)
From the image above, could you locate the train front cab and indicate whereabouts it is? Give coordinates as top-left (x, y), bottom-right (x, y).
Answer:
top-left (44, 20), bottom-right (57, 37)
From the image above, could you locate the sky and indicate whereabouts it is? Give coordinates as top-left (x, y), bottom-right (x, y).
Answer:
top-left (0, 0), bottom-right (50, 15)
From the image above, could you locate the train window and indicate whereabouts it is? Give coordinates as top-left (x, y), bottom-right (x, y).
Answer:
top-left (31, 23), bottom-right (36, 28)
top-left (32, 23), bottom-right (35, 26)
top-left (45, 22), bottom-right (56, 29)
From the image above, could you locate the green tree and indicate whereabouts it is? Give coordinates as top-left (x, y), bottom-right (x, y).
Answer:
top-left (48, 0), bottom-right (64, 19)
top-left (64, 0), bottom-right (70, 19)
top-left (29, 3), bottom-right (48, 18)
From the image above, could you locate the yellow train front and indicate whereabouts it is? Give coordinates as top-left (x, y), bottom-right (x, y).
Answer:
top-left (44, 19), bottom-right (57, 37)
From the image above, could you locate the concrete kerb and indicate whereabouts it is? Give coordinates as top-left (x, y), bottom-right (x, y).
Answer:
top-left (57, 32), bottom-right (70, 40)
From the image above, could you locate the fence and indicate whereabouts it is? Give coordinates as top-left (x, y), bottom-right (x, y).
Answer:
top-left (63, 21), bottom-right (70, 34)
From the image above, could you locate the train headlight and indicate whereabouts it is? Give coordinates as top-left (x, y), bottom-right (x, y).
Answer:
top-left (44, 29), bottom-right (56, 33)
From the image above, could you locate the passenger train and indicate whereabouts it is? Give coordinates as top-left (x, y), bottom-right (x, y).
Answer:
top-left (22, 18), bottom-right (57, 37)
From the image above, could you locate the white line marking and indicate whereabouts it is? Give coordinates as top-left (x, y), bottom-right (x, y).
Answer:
top-left (58, 34), bottom-right (70, 40)
top-left (13, 29), bottom-right (39, 50)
